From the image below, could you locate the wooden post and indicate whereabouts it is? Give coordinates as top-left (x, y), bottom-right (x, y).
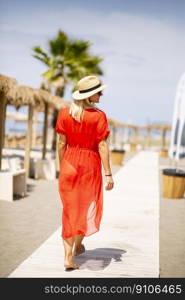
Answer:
top-left (112, 126), bottom-right (116, 146)
top-left (42, 102), bottom-right (48, 160)
top-left (24, 105), bottom-right (33, 177)
top-left (2, 102), bottom-right (8, 148)
top-left (120, 127), bottom-right (124, 149)
top-left (133, 128), bottom-right (138, 144)
top-left (160, 128), bottom-right (168, 157)
top-left (147, 128), bottom-right (151, 147)
top-left (32, 110), bottom-right (37, 148)
top-left (127, 126), bottom-right (131, 143)
top-left (0, 94), bottom-right (6, 170)
top-left (162, 129), bottom-right (166, 148)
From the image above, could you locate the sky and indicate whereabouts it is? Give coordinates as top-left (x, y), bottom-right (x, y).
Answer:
top-left (1, 0), bottom-right (185, 126)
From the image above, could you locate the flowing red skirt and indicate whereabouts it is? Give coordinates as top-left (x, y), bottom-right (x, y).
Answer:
top-left (58, 146), bottom-right (103, 239)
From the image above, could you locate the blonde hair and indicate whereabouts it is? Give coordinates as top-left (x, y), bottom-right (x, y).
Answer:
top-left (69, 98), bottom-right (97, 122)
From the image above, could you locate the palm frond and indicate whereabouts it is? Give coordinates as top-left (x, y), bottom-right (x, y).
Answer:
top-left (42, 69), bottom-right (55, 80)
top-left (32, 46), bottom-right (49, 58)
top-left (49, 30), bottom-right (68, 56)
top-left (32, 46), bottom-right (51, 65)
top-left (32, 30), bottom-right (104, 96)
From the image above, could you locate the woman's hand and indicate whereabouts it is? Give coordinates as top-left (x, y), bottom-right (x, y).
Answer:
top-left (105, 175), bottom-right (114, 190)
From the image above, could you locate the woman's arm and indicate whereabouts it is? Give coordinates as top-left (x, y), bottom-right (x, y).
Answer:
top-left (98, 139), bottom-right (114, 190)
top-left (98, 139), bottom-right (112, 175)
top-left (57, 134), bottom-right (67, 166)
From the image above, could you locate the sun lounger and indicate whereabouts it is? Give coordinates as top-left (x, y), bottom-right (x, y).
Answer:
top-left (0, 169), bottom-right (26, 201)
top-left (0, 157), bottom-right (26, 201)
top-left (34, 159), bottom-right (56, 180)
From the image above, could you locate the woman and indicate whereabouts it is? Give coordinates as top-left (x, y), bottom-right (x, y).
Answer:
top-left (55, 75), bottom-right (114, 271)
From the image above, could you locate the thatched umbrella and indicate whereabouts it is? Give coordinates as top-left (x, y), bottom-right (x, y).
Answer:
top-left (0, 74), bottom-right (17, 94)
top-left (161, 125), bottom-right (171, 148)
top-left (137, 124), bottom-right (171, 148)
top-left (0, 74), bottom-right (17, 170)
top-left (6, 85), bottom-right (35, 107)
top-left (49, 96), bottom-right (70, 154)
top-left (5, 84), bottom-right (68, 174)
top-left (33, 90), bottom-right (68, 159)
top-left (153, 124), bottom-right (171, 148)
top-left (4, 80), bottom-right (69, 175)
top-left (33, 89), bottom-right (52, 159)
top-left (108, 118), bottom-right (141, 146)
top-left (5, 85), bottom-right (36, 176)
top-left (108, 119), bottom-right (123, 146)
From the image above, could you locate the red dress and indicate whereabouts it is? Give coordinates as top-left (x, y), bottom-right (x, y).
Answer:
top-left (55, 106), bottom-right (110, 239)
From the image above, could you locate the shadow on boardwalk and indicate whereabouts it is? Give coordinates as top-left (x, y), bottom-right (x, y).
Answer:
top-left (75, 248), bottom-right (126, 271)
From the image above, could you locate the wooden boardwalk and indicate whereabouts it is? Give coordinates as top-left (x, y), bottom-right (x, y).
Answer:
top-left (9, 150), bottom-right (159, 278)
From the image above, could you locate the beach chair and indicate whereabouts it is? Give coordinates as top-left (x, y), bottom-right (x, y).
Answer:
top-left (0, 157), bottom-right (26, 201)
top-left (34, 159), bottom-right (56, 180)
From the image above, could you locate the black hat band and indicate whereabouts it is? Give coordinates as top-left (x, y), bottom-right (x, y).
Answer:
top-left (79, 83), bottom-right (101, 93)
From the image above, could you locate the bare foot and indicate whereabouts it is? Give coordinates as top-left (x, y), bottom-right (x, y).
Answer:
top-left (74, 244), bottom-right (85, 256)
top-left (64, 253), bottom-right (75, 269)
top-left (64, 263), bottom-right (79, 271)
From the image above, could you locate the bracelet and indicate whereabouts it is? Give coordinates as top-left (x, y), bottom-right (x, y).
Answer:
top-left (105, 174), bottom-right (112, 176)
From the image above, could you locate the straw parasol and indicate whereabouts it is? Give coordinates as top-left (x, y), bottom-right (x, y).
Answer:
top-left (0, 74), bottom-right (17, 95)
top-left (33, 89), bottom-right (69, 159)
top-left (0, 74), bottom-right (17, 170)
top-left (140, 124), bottom-right (171, 148)
top-left (5, 84), bottom-right (69, 110)
top-left (108, 117), bottom-right (142, 146)
top-left (108, 117), bottom-right (171, 149)
top-left (33, 89), bottom-right (70, 112)
top-left (0, 74), bottom-right (69, 174)
top-left (6, 85), bottom-right (35, 107)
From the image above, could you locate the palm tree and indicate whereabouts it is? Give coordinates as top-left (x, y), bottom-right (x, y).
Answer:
top-left (32, 30), bottom-right (103, 152)
top-left (32, 30), bottom-right (103, 97)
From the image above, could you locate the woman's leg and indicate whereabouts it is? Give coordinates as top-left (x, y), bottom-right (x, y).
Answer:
top-left (73, 235), bottom-right (85, 255)
top-left (63, 237), bottom-right (76, 266)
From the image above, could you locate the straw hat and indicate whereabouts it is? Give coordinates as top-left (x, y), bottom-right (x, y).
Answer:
top-left (72, 75), bottom-right (107, 100)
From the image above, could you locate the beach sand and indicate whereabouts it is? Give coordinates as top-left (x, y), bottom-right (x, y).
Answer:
top-left (159, 156), bottom-right (185, 277)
